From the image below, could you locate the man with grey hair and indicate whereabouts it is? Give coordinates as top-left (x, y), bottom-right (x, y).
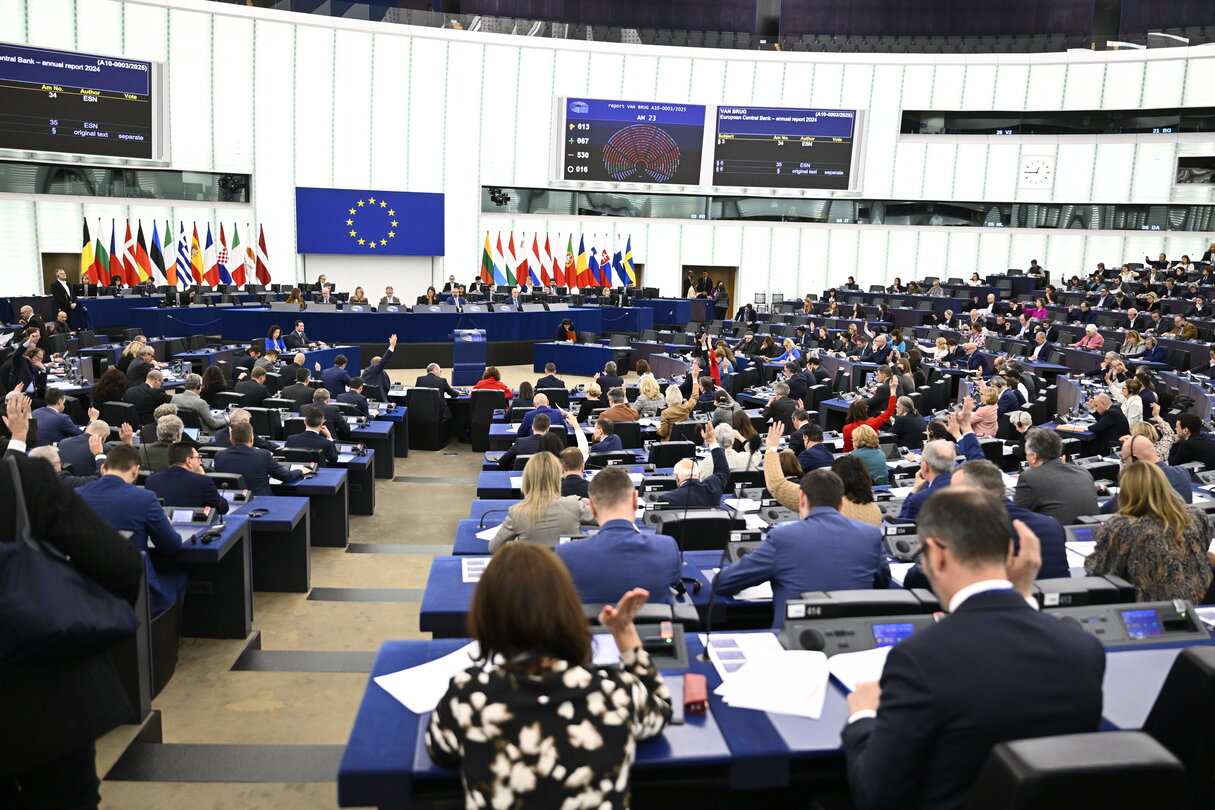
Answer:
top-left (58, 418), bottom-right (112, 476)
top-left (30, 444), bottom-right (100, 488)
top-left (123, 368), bottom-right (172, 425)
top-left (657, 422), bottom-right (730, 508)
top-left (172, 372), bottom-right (229, 430)
top-left (1086, 391), bottom-right (1130, 452)
top-left (601, 387), bottom-right (639, 421)
top-left (125, 344), bottom-right (158, 385)
top-left (1014, 427), bottom-right (1099, 524)
top-left (763, 380), bottom-right (797, 432)
top-left (897, 399), bottom-right (986, 521)
top-left (301, 388), bottom-right (351, 439)
top-left (595, 361), bottom-right (623, 392)
top-left (138, 414), bottom-right (183, 473)
top-left (413, 362), bottom-right (459, 420)
top-left (212, 408), bottom-right (275, 451)
top-left (516, 392), bottom-right (565, 438)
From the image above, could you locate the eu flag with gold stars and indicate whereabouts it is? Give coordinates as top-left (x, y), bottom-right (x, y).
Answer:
top-left (295, 187), bottom-right (445, 256)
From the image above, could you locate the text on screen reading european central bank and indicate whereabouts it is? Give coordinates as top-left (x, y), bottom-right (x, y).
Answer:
top-left (713, 106), bottom-right (859, 190)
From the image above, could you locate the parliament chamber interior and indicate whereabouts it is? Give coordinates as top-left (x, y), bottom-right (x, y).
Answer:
top-left (5, 0), bottom-right (1215, 808)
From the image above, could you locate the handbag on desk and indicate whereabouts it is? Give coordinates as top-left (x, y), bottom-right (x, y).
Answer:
top-left (0, 455), bottom-right (139, 665)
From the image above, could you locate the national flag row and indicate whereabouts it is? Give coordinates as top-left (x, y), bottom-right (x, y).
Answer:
top-left (80, 218), bottom-right (272, 287)
top-left (479, 232), bottom-right (637, 288)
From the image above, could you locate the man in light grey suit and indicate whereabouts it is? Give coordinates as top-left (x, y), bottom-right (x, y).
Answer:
top-left (1013, 428), bottom-right (1099, 525)
top-left (171, 373), bottom-right (229, 431)
top-left (378, 286), bottom-right (401, 307)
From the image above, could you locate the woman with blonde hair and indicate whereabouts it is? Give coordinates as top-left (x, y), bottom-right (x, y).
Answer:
top-left (971, 387), bottom-right (999, 437)
top-left (117, 340), bottom-right (144, 374)
top-left (1087, 460), bottom-right (1212, 602)
top-left (576, 382), bottom-right (606, 422)
top-left (1121, 330), bottom-right (1145, 357)
top-left (848, 424), bottom-right (889, 485)
top-left (932, 336), bottom-right (950, 363)
top-left (489, 453), bottom-right (593, 552)
top-left (657, 385), bottom-right (693, 440)
top-left (633, 375), bottom-right (665, 418)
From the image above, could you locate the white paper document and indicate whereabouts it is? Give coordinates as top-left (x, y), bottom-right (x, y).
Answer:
top-left (713, 649), bottom-right (829, 719)
top-left (474, 525), bottom-right (499, 541)
top-left (827, 645), bottom-right (893, 693)
top-left (699, 632), bottom-right (785, 679)
top-left (888, 486), bottom-right (915, 499)
top-left (461, 557), bottom-right (490, 583)
top-left (743, 514), bottom-right (770, 531)
top-left (723, 498), bottom-right (762, 513)
top-left (889, 562), bottom-right (915, 586)
top-left (374, 642), bottom-right (480, 713)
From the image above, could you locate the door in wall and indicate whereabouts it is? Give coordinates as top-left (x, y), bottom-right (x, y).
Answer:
top-left (682, 265), bottom-right (736, 318)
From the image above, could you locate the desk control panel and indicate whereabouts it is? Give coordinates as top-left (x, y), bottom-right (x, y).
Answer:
top-left (882, 523), bottom-right (919, 561)
top-left (637, 621), bottom-right (690, 670)
top-left (726, 530), bottom-right (764, 563)
top-left (780, 614), bottom-right (940, 655)
top-left (1046, 600), bottom-right (1211, 646)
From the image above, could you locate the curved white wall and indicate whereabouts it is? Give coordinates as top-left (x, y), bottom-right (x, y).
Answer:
top-left (2, 0), bottom-right (1215, 302)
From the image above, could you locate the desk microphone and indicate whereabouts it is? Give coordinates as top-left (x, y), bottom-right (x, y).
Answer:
top-left (695, 546), bottom-right (730, 664)
top-left (478, 509), bottom-right (510, 529)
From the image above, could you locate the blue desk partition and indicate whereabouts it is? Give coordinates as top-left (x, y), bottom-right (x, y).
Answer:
top-left (599, 305), bottom-right (655, 333)
top-left (174, 515), bottom-right (252, 639)
top-left (532, 341), bottom-right (616, 376)
top-left (451, 329), bottom-right (486, 386)
top-left (232, 496), bottom-right (311, 593)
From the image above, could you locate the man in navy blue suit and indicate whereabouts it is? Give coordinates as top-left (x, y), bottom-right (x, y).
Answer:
top-left (31, 388), bottom-right (95, 446)
top-left (556, 465), bottom-right (680, 605)
top-left (285, 408), bottom-right (339, 465)
top-left (145, 442), bottom-right (230, 514)
top-left (214, 422), bottom-right (308, 496)
top-left (78, 444), bottom-right (187, 616)
top-left (361, 334), bottom-right (396, 401)
top-left (715, 468), bottom-right (887, 623)
top-left (588, 418), bottom-right (623, 454)
top-left (535, 363), bottom-right (565, 391)
top-left (656, 422), bottom-right (729, 508)
top-left (854, 333), bottom-right (893, 365)
top-left (211, 409), bottom-right (275, 451)
top-left (961, 342), bottom-right (990, 375)
top-left (841, 488), bottom-right (1105, 810)
top-left (497, 413), bottom-right (566, 470)
top-left (898, 402), bottom-right (986, 522)
top-left (336, 376), bottom-right (370, 417)
top-left (1027, 330), bottom-right (1054, 362)
top-left (319, 355), bottom-right (351, 396)
top-left (516, 392), bottom-right (565, 437)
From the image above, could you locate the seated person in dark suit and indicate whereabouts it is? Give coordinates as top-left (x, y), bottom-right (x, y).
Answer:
top-left (557, 466), bottom-right (680, 605)
top-left (782, 362), bottom-right (809, 406)
top-left (1087, 393), bottom-right (1130, 452)
top-left (588, 418), bottom-right (623, 454)
top-left (516, 393), bottom-right (566, 437)
top-left (786, 409), bottom-right (814, 455)
top-left (280, 367), bottom-right (316, 409)
top-left (361, 334), bottom-right (396, 401)
top-left (716, 468), bottom-right (887, 623)
top-left (414, 363), bottom-right (460, 420)
top-left (57, 419), bottom-right (115, 476)
top-left (124, 345), bottom-right (158, 385)
top-left (31, 388), bottom-right (91, 446)
top-left (145, 441), bottom-right (230, 514)
top-left (1027, 331), bottom-right (1054, 361)
top-left (123, 369), bottom-right (172, 426)
top-left (840, 488), bottom-right (1105, 810)
top-left (535, 363), bottom-right (566, 391)
top-left (29, 444), bottom-right (99, 489)
top-left (595, 361), bottom-right (624, 393)
top-left (854, 334), bottom-right (893, 365)
top-left (320, 355), bottom-right (351, 396)
top-left (336, 376), bottom-right (370, 417)
top-left (796, 422), bottom-right (834, 471)
top-left (285, 407), bottom-right (339, 465)
top-left (497, 413), bottom-right (567, 470)
top-left (77, 444), bottom-right (186, 616)
top-left (559, 446), bottom-right (589, 498)
top-left (961, 343), bottom-right (990, 375)
top-left (139, 414), bottom-right (183, 473)
top-left (283, 319), bottom-right (312, 350)
top-left (214, 422), bottom-right (309, 497)
top-left (312, 284), bottom-right (336, 305)
top-left (298, 388), bottom-right (351, 440)
top-left (234, 365), bottom-right (271, 406)
top-left (656, 422), bottom-right (729, 508)
top-left (762, 381), bottom-right (797, 432)
top-left (1169, 413), bottom-right (1215, 467)
top-left (210, 409), bottom-right (275, 451)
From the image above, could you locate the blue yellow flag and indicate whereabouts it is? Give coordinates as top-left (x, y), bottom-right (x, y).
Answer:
top-left (624, 235), bottom-right (636, 285)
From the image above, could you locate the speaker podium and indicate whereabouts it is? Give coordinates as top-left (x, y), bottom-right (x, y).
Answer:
top-left (451, 329), bottom-right (486, 386)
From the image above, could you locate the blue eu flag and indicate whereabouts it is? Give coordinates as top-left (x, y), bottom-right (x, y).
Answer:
top-left (295, 187), bottom-right (444, 256)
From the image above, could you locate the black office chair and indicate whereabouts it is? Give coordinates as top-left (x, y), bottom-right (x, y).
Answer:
top-left (539, 389), bottom-right (570, 409)
top-left (149, 598), bottom-right (181, 697)
top-left (100, 401), bottom-right (139, 428)
top-left (215, 391), bottom-right (248, 409)
top-left (406, 387), bottom-right (450, 450)
top-left (282, 417), bottom-right (306, 438)
top-left (207, 472), bottom-right (247, 490)
top-left (511, 453), bottom-right (536, 472)
top-left (654, 511), bottom-right (744, 551)
top-left (278, 447), bottom-right (326, 467)
top-left (669, 420), bottom-right (707, 445)
top-left (246, 407), bottom-right (283, 440)
top-left (966, 732), bottom-right (1187, 810)
top-left (362, 384), bottom-right (384, 402)
top-left (728, 469), bottom-right (765, 488)
top-left (176, 410), bottom-right (201, 430)
top-left (508, 406), bottom-right (533, 424)
top-left (585, 451), bottom-right (636, 469)
top-left (613, 421), bottom-right (642, 449)
top-left (648, 441), bottom-right (696, 468)
top-left (470, 389), bottom-right (508, 452)
top-left (262, 397), bottom-right (296, 411)
top-left (333, 401), bottom-right (361, 417)
top-left (1143, 646), bottom-right (1215, 809)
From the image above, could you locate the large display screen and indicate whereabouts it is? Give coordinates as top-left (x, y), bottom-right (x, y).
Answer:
top-left (558, 97), bottom-right (706, 185)
top-left (0, 42), bottom-right (160, 160)
top-left (713, 106), bottom-right (860, 190)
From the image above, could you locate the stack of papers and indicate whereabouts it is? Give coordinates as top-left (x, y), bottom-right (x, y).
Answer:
top-left (374, 642), bottom-right (480, 713)
top-left (702, 568), bottom-right (771, 601)
top-left (474, 525), bottom-right (499, 541)
top-left (701, 633), bottom-right (828, 719)
top-left (723, 498), bottom-right (762, 512)
top-left (888, 486), bottom-right (915, 499)
top-left (461, 557), bottom-right (490, 583)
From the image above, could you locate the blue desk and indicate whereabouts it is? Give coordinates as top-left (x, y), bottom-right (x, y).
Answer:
top-left (77, 294), bottom-right (166, 328)
top-left (337, 636), bottom-right (745, 808)
top-left (334, 451), bottom-right (376, 516)
top-left (634, 298), bottom-right (703, 326)
top-left (467, 499), bottom-right (516, 522)
top-left (350, 420), bottom-right (394, 479)
top-left (598, 305), bottom-right (654, 333)
top-left (373, 405), bottom-right (408, 457)
top-left (452, 519), bottom-right (492, 555)
top-left (232, 496), bottom-right (311, 592)
top-left (477, 466), bottom-right (652, 499)
top-left (174, 515), bottom-right (253, 639)
top-left (532, 341), bottom-right (616, 377)
top-left (271, 468), bottom-right (349, 547)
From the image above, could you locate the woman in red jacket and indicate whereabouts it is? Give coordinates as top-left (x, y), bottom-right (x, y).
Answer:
top-left (472, 366), bottom-right (515, 398)
top-left (842, 376), bottom-right (898, 452)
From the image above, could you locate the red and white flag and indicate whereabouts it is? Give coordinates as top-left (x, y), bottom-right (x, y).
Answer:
top-left (255, 225), bottom-right (271, 284)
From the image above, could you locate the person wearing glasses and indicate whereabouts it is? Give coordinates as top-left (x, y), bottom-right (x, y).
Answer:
top-left (145, 441), bottom-right (231, 514)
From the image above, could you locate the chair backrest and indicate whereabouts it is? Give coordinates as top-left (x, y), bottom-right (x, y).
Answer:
top-left (176, 409), bottom-right (201, 429)
top-left (648, 441), bottom-right (696, 468)
top-left (216, 391), bottom-right (248, 409)
top-left (263, 397), bottom-right (296, 411)
top-left (279, 447), bottom-right (325, 466)
top-left (585, 451), bottom-right (636, 469)
top-left (470, 389), bottom-right (508, 423)
top-left (511, 453), bottom-right (535, 472)
top-left (406, 387), bottom-right (444, 419)
top-left (1143, 645), bottom-right (1215, 809)
top-left (282, 417), bottom-right (306, 438)
top-left (655, 511), bottom-right (744, 551)
top-left (100, 400), bottom-right (138, 428)
top-left (540, 389), bottom-right (570, 409)
top-left (509, 406), bottom-right (533, 424)
top-left (333, 401), bottom-right (361, 417)
top-left (613, 421), bottom-right (642, 449)
top-left (966, 731), bottom-right (1187, 810)
top-left (670, 420), bottom-right (706, 445)
top-left (246, 407), bottom-right (282, 440)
